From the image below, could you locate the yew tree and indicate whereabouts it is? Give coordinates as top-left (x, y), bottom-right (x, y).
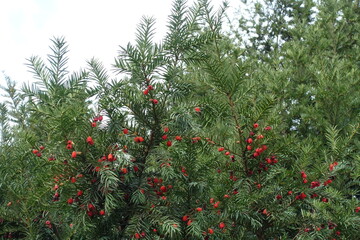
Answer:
top-left (0, 0), bottom-right (359, 239)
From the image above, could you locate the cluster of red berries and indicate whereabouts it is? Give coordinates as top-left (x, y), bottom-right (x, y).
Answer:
top-left (134, 136), bottom-right (144, 143)
top-left (133, 231), bottom-right (146, 239)
top-left (329, 161), bottom-right (338, 171)
top-left (32, 145), bottom-right (45, 157)
top-left (300, 171), bottom-right (308, 184)
top-left (143, 85), bottom-right (154, 95)
top-left (91, 115), bottom-right (103, 127)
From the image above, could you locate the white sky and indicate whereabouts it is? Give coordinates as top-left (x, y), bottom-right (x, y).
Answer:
top-left (0, 0), bottom-right (239, 89)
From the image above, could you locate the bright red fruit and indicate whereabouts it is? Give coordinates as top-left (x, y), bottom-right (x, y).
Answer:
top-left (71, 151), bottom-right (77, 158)
top-left (45, 220), bottom-right (51, 225)
top-left (182, 215), bottom-right (189, 221)
top-left (67, 198), bottom-right (74, 204)
top-left (99, 210), bottom-right (105, 215)
top-left (71, 177), bottom-right (77, 183)
top-left (175, 136), bottom-right (182, 141)
top-left (219, 222), bottom-right (225, 229)
top-left (134, 233), bottom-right (141, 239)
top-left (121, 168), bottom-right (128, 174)
top-left (39, 146), bottom-right (45, 150)
top-left (77, 190), bottom-right (83, 196)
top-left (134, 136), bottom-right (144, 143)
top-left (86, 136), bottom-right (94, 145)
top-left (162, 135), bottom-right (168, 140)
top-left (108, 153), bottom-right (114, 162)
top-left (253, 123), bottom-right (259, 128)
top-left (208, 228), bottom-right (214, 234)
top-left (218, 147), bottom-right (225, 152)
top-left (246, 138), bottom-right (253, 144)
top-left (163, 127), bottom-right (169, 132)
top-left (32, 149), bottom-right (39, 154)
top-left (196, 207), bottom-right (203, 212)
top-left (123, 128), bottom-right (129, 134)
top-left (166, 141), bottom-right (172, 147)
top-left (160, 186), bottom-right (167, 192)
top-left (143, 89), bottom-right (149, 95)
top-left (257, 134), bottom-right (264, 139)
top-left (310, 181), bottom-right (320, 188)
top-left (194, 107), bottom-right (201, 112)
top-left (152, 99), bottom-right (158, 104)
top-left (91, 122), bottom-right (96, 127)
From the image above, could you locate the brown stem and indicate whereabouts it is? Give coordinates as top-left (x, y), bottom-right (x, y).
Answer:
top-left (227, 94), bottom-right (248, 173)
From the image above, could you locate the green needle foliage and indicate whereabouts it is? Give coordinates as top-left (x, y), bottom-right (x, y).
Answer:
top-left (0, 0), bottom-right (359, 239)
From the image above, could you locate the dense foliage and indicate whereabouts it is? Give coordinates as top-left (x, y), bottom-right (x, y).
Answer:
top-left (1, 0), bottom-right (359, 239)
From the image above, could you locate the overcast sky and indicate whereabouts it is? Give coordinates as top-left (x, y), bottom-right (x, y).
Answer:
top-left (0, 0), bottom-right (239, 88)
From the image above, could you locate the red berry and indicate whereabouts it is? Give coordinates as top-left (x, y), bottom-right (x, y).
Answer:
top-left (121, 168), bottom-right (128, 174)
top-left (219, 222), bottom-right (225, 229)
top-left (134, 233), bottom-right (141, 239)
top-left (160, 186), bottom-right (167, 192)
top-left (166, 141), bottom-right (172, 147)
top-left (246, 138), bottom-right (253, 144)
top-left (208, 228), bottom-right (214, 234)
top-left (196, 207), bottom-right (203, 212)
top-left (194, 107), bottom-right (201, 112)
top-left (143, 89), bottom-right (149, 95)
top-left (86, 136), bottom-right (94, 145)
top-left (218, 147), bottom-right (225, 152)
top-left (147, 85), bottom-right (154, 90)
top-left (39, 146), bottom-right (45, 150)
top-left (45, 220), bottom-right (51, 225)
top-left (123, 128), bottom-right (129, 134)
top-left (152, 99), bottom-right (158, 104)
top-left (32, 149), bottom-right (39, 154)
top-left (253, 123), bottom-right (259, 128)
top-left (67, 198), bottom-right (74, 204)
top-left (71, 151), bottom-right (77, 158)
top-left (134, 136), bottom-right (145, 143)
top-left (99, 210), bottom-right (105, 215)
top-left (77, 190), bottom-right (83, 196)
top-left (257, 134), bottom-right (264, 139)
top-left (91, 122), bottom-right (97, 127)
top-left (162, 135), bottom-right (168, 140)
top-left (175, 136), bottom-right (182, 141)
top-left (108, 153), bottom-right (114, 162)
top-left (182, 215), bottom-right (189, 221)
